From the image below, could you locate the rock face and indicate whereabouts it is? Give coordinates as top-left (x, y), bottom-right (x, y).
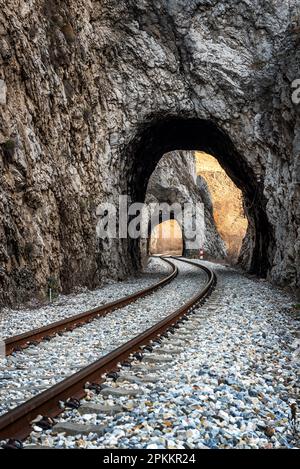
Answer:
top-left (144, 151), bottom-right (226, 259)
top-left (0, 1), bottom-right (299, 306)
top-left (196, 152), bottom-right (248, 263)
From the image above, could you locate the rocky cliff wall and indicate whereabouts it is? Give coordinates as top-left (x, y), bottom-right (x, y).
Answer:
top-left (0, 0), bottom-right (299, 306)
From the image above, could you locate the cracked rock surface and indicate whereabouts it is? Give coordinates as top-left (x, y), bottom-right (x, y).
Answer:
top-left (0, 1), bottom-right (299, 306)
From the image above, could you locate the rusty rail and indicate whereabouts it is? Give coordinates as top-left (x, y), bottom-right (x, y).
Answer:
top-left (0, 258), bottom-right (216, 441)
top-left (4, 257), bottom-right (178, 356)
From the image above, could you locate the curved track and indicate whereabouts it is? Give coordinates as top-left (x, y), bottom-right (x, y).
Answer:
top-left (4, 257), bottom-right (178, 356)
top-left (0, 257), bottom-right (216, 443)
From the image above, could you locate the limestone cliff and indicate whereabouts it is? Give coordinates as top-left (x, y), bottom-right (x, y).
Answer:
top-left (0, 0), bottom-right (299, 306)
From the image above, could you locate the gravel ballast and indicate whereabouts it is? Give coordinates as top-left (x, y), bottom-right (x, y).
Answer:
top-left (22, 261), bottom-right (300, 449)
top-left (0, 259), bottom-right (206, 416)
top-left (0, 257), bottom-right (169, 339)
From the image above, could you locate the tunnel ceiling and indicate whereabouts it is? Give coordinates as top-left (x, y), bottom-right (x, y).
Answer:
top-left (129, 118), bottom-right (257, 202)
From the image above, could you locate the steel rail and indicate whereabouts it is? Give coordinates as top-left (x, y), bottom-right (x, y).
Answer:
top-left (4, 257), bottom-right (178, 356)
top-left (0, 258), bottom-right (216, 441)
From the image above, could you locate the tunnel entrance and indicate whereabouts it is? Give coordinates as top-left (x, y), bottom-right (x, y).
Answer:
top-left (123, 117), bottom-right (273, 278)
top-left (149, 220), bottom-right (183, 256)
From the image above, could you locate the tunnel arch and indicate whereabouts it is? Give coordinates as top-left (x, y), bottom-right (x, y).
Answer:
top-left (125, 116), bottom-right (274, 277)
top-left (148, 218), bottom-right (184, 257)
top-left (143, 209), bottom-right (187, 258)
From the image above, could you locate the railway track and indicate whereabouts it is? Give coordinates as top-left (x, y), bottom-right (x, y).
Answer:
top-left (4, 257), bottom-right (178, 356)
top-left (0, 257), bottom-right (216, 445)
